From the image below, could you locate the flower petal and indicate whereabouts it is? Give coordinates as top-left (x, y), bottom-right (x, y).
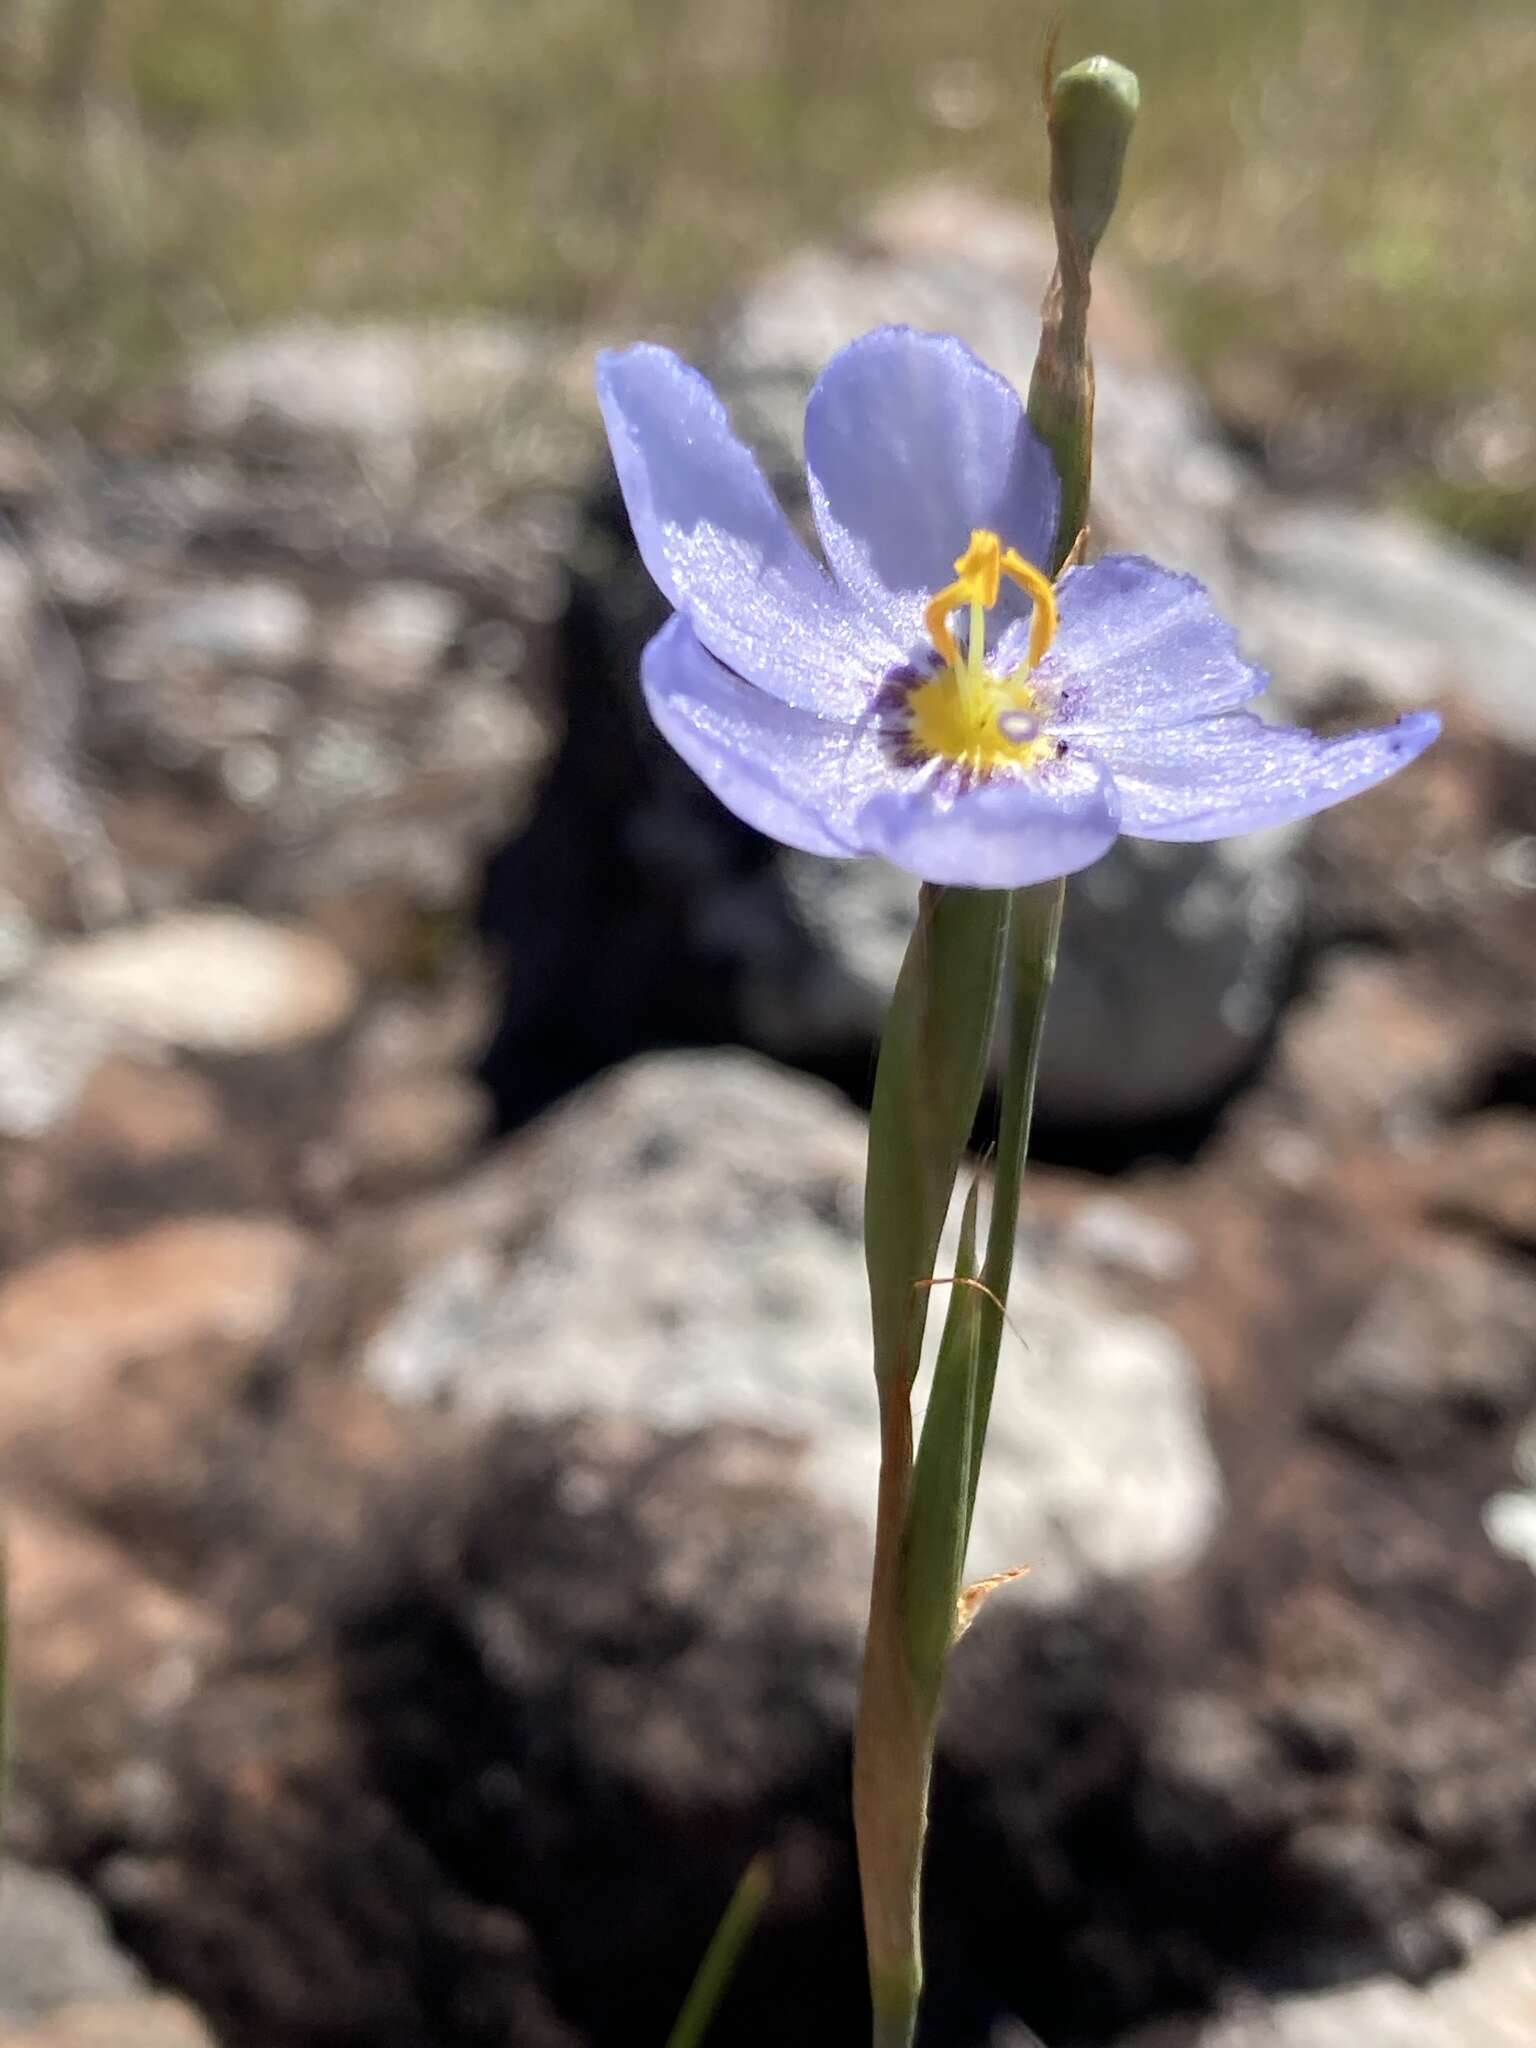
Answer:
top-left (804, 327), bottom-right (1060, 642)
top-left (642, 614), bottom-right (898, 855)
top-left (598, 344), bottom-right (892, 715)
top-left (1003, 555), bottom-right (1267, 728)
top-left (1098, 708), bottom-right (1442, 840)
top-left (852, 756), bottom-right (1120, 888)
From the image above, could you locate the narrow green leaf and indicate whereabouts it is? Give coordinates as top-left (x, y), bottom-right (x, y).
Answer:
top-left (963, 877), bottom-right (1064, 1545)
top-left (663, 1854), bottom-right (772, 2048)
top-left (864, 884), bottom-right (1007, 1391)
top-left (902, 1178), bottom-right (986, 1711)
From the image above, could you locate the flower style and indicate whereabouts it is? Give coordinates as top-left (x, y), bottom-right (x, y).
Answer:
top-left (595, 326), bottom-right (1438, 887)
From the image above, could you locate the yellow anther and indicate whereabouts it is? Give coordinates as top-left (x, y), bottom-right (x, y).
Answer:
top-left (906, 532), bottom-right (1058, 779)
top-left (921, 530), bottom-right (1058, 681)
top-left (1000, 547), bottom-right (1059, 672)
top-left (922, 579), bottom-right (967, 673)
top-left (952, 529), bottom-right (1003, 607)
top-left (922, 532), bottom-right (1007, 673)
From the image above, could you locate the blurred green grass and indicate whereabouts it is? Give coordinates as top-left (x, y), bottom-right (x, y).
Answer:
top-left (2, 0), bottom-right (1533, 544)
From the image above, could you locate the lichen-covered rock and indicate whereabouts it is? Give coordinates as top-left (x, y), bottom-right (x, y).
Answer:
top-left (365, 1050), bottom-right (1222, 1594)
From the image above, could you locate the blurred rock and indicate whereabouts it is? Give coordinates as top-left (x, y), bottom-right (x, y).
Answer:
top-left (186, 319), bottom-right (547, 458)
top-left (1042, 835), bottom-right (1298, 1123)
top-left (1430, 1113), bottom-right (1536, 1254)
top-left (38, 913), bottom-right (358, 1054)
top-left (1057, 1197), bottom-right (1196, 1285)
top-left (338, 1069), bottom-right (491, 1198)
top-left (0, 1216), bottom-right (310, 1417)
top-left (0, 1873), bottom-right (216, 2048)
top-left (1191, 1919), bottom-right (1536, 2047)
top-left (366, 1050), bottom-right (1221, 1595)
top-left (0, 1862), bottom-right (144, 2020)
top-left (0, 542), bottom-right (126, 930)
top-left (0, 1996), bottom-right (216, 2048)
top-left (59, 1056), bottom-right (223, 1169)
top-left (100, 578), bottom-right (312, 677)
top-left (180, 318), bottom-right (599, 514)
top-left (4, 1503), bottom-right (224, 1876)
top-left (1273, 953), bottom-right (1491, 1146)
top-left (322, 582), bottom-right (466, 695)
top-left (761, 836), bottom-right (1299, 1123)
top-left (1238, 507), bottom-right (1536, 752)
top-left (0, 992), bottom-right (113, 1138)
top-left (1311, 1239), bottom-right (1536, 1465)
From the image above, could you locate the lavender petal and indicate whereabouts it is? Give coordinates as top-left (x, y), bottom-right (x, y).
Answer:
top-left (804, 326), bottom-right (1060, 644)
top-left (597, 345), bottom-right (896, 716)
top-left (1004, 554), bottom-right (1268, 727)
top-left (852, 754), bottom-right (1120, 888)
top-left (642, 615), bottom-right (901, 856)
top-left (1099, 708), bottom-right (1442, 840)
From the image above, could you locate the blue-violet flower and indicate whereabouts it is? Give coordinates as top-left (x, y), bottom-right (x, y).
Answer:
top-left (596, 325), bottom-right (1438, 887)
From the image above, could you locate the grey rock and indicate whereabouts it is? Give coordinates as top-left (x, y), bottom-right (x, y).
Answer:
top-left (187, 319), bottom-right (544, 450)
top-left (0, 895), bottom-right (40, 983)
top-left (100, 578), bottom-right (312, 677)
top-left (1045, 832), bottom-right (1299, 1121)
top-left (183, 318), bottom-right (596, 494)
top-left (0, 544), bottom-right (126, 929)
top-left (1236, 506), bottom-right (1536, 751)
top-left (38, 912), bottom-right (359, 1054)
top-left (1484, 1414), bottom-right (1536, 1575)
top-left (0, 1996), bottom-right (220, 2046)
top-left (1192, 1918), bottom-right (1536, 2047)
top-left (759, 834), bottom-right (1299, 1123)
top-left (367, 1050), bottom-right (1221, 1597)
top-left (0, 991), bottom-right (112, 1138)
top-left (0, 1860), bottom-right (143, 2021)
top-left (1057, 1196), bottom-right (1196, 1284)
top-left (321, 581), bottom-right (466, 695)
top-left (1312, 1239), bottom-right (1536, 1465)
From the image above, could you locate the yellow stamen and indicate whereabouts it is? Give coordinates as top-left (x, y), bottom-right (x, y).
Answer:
top-left (905, 529), bottom-right (1062, 779)
top-left (1000, 547), bottom-right (1058, 673)
top-left (953, 529), bottom-right (1003, 607)
top-left (922, 530), bottom-right (1004, 677)
top-left (922, 579), bottom-right (966, 673)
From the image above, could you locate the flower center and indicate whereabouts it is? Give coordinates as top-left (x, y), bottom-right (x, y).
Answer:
top-left (904, 530), bottom-right (1059, 777)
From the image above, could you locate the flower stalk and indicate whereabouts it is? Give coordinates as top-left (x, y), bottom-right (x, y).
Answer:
top-left (594, 31), bottom-right (1438, 2047)
top-left (854, 882), bottom-right (1007, 2040)
top-left (851, 49), bottom-right (1138, 2048)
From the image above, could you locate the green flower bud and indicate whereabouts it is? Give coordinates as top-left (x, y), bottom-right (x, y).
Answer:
top-left (1049, 55), bottom-right (1141, 268)
top-left (1027, 50), bottom-right (1141, 569)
